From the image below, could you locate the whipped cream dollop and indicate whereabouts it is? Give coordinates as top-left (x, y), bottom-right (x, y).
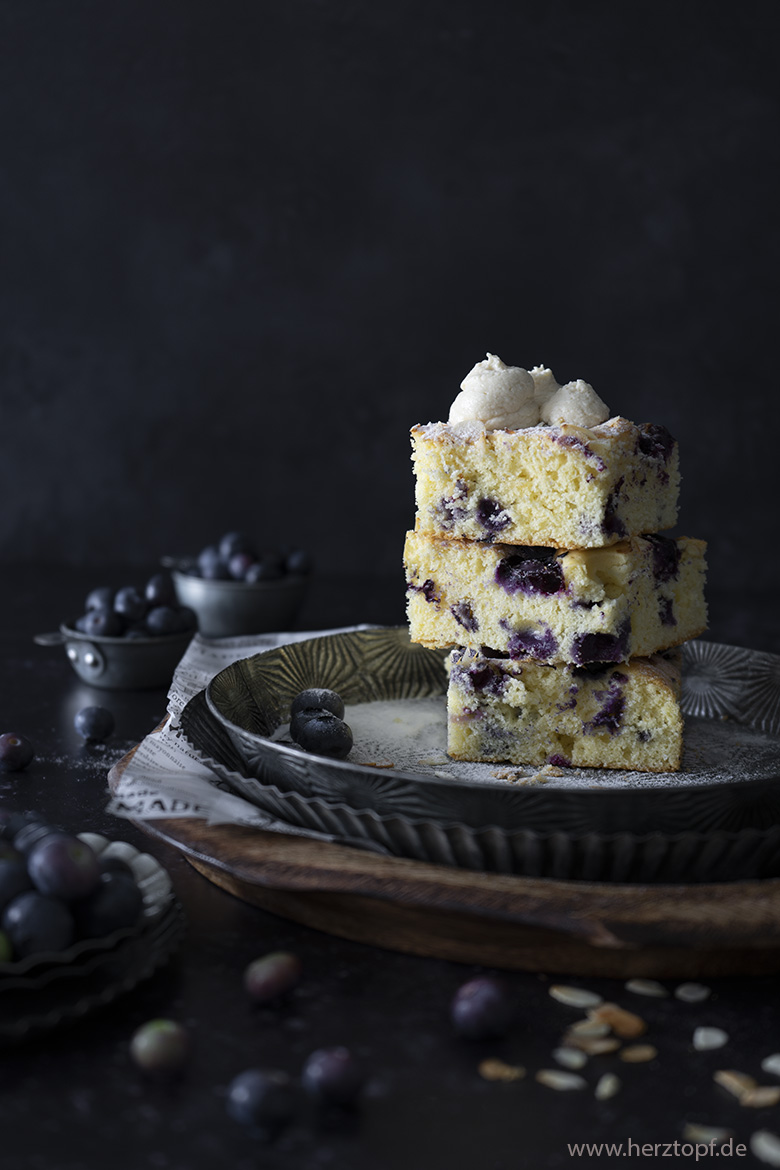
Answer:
top-left (448, 354), bottom-right (610, 431)
top-left (448, 353), bottom-right (539, 430)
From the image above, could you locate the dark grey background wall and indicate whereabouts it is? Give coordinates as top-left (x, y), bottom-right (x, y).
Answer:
top-left (1, 0), bottom-right (778, 591)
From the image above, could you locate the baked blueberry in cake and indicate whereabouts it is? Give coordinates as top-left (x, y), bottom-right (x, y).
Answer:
top-left (404, 530), bottom-right (707, 665)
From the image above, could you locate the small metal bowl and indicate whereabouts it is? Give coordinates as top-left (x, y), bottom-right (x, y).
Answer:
top-left (34, 623), bottom-right (194, 690)
top-left (169, 566), bottom-right (309, 638)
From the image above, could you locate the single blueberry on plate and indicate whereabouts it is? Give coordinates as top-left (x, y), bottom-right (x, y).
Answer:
top-left (291, 710), bottom-right (353, 760)
top-left (451, 975), bottom-right (515, 1040)
top-left (226, 1068), bottom-right (297, 1133)
top-left (290, 688), bottom-right (346, 721)
top-left (74, 706), bottom-right (115, 742)
top-left (0, 732), bottom-right (35, 773)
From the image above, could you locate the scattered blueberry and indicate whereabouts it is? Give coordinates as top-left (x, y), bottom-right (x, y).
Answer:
top-left (450, 975), bottom-right (515, 1040)
top-left (226, 1068), bottom-right (296, 1133)
top-left (74, 706), bottom-right (115, 743)
top-left (302, 1047), bottom-right (364, 1107)
top-left (27, 834), bottom-right (101, 901)
top-left (2, 890), bottom-right (75, 958)
top-left (0, 732), bottom-right (35, 773)
top-left (130, 1019), bottom-right (190, 1076)
top-left (291, 710), bottom-right (353, 760)
top-left (243, 951), bottom-right (302, 1003)
top-left (290, 688), bottom-right (345, 721)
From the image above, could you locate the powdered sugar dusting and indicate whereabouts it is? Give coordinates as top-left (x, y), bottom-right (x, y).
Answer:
top-left (342, 697), bottom-right (780, 789)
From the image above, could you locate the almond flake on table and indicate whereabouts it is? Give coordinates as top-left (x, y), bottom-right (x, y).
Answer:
top-left (553, 1047), bottom-right (588, 1070)
top-left (693, 1026), bottom-right (729, 1051)
top-left (674, 982), bottom-right (711, 1003)
top-left (588, 1002), bottom-right (647, 1039)
top-left (536, 1069), bottom-right (588, 1091)
top-left (478, 1058), bottom-right (526, 1082)
top-left (752, 1130), bottom-right (780, 1167)
top-left (625, 978), bottom-right (669, 998)
top-left (549, 985), bottom-right (603, 1009)
top-left (714, 1069), bottom-right (757, 1099)
top-left (742, 1086), bottom-right (780, 1109)
top-left (619, 1044), bottom-right (658, 1063)
top-left (595, 1073), bottom-right (621, 1101)
top-left (682, 1123), bottom-right (733, 1145)
top-left (762, 1055), bottom-right (780, 1078)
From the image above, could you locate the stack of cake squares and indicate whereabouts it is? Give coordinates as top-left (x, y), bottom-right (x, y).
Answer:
top-left (403, 359), bottom-right (708, 773)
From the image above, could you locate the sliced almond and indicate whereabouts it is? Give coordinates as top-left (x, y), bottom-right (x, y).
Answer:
top-left (693, 1026), bottom-right (728, 1051)
top-left (751, 1130), bottom-right (780, 1167)
top-left (714, 1069), bottom-right (757, 1099)
top-left (619, 1044), bottom-right (658, 1063)
top-left (568, 1019), bottom-right (611, 1039)
top-left (674, 982), bottom-right (711, 1003)
top-left (566, 1035), bottom-right (622, 1056)
top-left (742, 1087), bottom-right (780, 1109)
top-left (682, 1123), bottom-right (733, 1144)
top-left (549, 985), bottom-right (603, 1009)
top-left (478, 1058), bottom-right (526, 1082)
top-left (536, 1069), bottom-right (587, 1091)
top-left (588, 1002), bottom-right (647, 1039)
top-left (625, 978), bottom-right (669, 998)
top-left (553, 1047), bottom-right (588, 1070)
top-left (595, 1073), bottom-right (621, 1101)
top-left (762, 1055), bottom-right (780, 1079)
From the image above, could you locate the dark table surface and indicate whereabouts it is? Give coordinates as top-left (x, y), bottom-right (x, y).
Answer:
top-left (3, 566), bottom-right (780, 1170)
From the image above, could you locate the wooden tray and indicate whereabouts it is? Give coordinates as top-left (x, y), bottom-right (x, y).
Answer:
top-left (109, 745), bottom-right (780, 978)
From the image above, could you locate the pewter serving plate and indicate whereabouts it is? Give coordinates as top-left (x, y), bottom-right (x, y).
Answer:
top-left (179, 627), bottom-right (780, 882)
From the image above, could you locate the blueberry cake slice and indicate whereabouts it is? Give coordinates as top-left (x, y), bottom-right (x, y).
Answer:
top-left (411, 415), bottom-right (679, 549)
top-left (404, 530), bottom-right (707, 665)
top-left (447, 648), bottom-right (683, 772)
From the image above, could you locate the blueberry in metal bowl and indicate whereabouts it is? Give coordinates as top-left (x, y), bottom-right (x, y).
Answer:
top-left (34, 572), bottom-right (197, 690)
top-left (165, 533), bottom-right (312, 638)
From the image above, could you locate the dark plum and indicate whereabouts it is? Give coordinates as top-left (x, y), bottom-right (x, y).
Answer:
top-left (0, 732), bottom-right (35, 773)
top-left (291, 710), bottom-right (353, 760)
top-left (82, 608), bottom-right (125, 638)
top-left (130, 1019), bottom-right (190, 1077)
top-left (13, 819), bottom-right (58, 855)
top-left (73, 870), bottom-right (144, 939)
top-left (226, 1068), bottom-right (296, 1133)
top-left (0, 809), bottom-right (39, 843)
top-left (27, 833), bottom-right (101, 901)
top-left (451, 975), bottom-right (515, 1040)
top-left (145, 572), bottom-right (178, 608)
top-left (0, 843), bottom-right (32, 911)
top-left (2, 890), bottom-right (75, 958)
top-left (243, 951), bottom-right (302, 1003)
top-left (301, 1047), bottom-right (364, 1107)
top-left (114, 586), bottom-right (147, 623)
top-left (74, 706), bottom-right (115, 742)
top-left (146, 606), bottom-right (183, 635)
top-left (290, 688), bottom-right (345, 721)
top-left (85, 586), bottom-right (115, 612)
